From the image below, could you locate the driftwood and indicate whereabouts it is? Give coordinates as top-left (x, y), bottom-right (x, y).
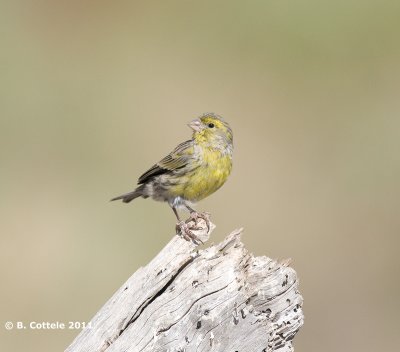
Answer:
top-left (66, 218), bottom-right (304, 352)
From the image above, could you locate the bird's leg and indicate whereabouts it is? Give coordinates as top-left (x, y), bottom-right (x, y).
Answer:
top-left (185, 205), bottom-right (211, 233)
top-left (172, 206), bottom-right (202, 245)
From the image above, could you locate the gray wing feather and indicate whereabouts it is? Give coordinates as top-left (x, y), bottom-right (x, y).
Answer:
top-left (138, 140), bottom-right (194, 184)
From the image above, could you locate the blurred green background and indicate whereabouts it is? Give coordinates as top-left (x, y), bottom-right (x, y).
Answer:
top-left (1, 1), bottom-right (399, 351)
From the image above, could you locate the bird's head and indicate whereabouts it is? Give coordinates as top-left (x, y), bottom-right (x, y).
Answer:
top-left (188, 113), bottom-right (233, 152)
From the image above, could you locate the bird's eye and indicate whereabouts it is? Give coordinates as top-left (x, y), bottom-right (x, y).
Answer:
top-left (208, 123), bottom-right (215, 128)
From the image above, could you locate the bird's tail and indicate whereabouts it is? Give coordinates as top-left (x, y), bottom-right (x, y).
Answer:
top-left (110, 185), bottom-right (145, 203)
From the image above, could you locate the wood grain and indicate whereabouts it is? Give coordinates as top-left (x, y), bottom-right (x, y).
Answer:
top-left (66, 218), bottom-right (304, 352)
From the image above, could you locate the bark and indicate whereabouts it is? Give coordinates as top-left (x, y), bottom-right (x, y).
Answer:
top-left (66, 218), bottom-right (304, 352)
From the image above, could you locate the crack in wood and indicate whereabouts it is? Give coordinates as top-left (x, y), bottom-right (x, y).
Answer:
top-left (118, 256), bottom-right (196, 339)
top-left (156, 283), bottom-right (231, 335)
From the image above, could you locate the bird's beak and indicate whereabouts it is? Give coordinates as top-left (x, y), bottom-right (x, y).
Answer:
top-left (188, 118), bottom-right (202, 132)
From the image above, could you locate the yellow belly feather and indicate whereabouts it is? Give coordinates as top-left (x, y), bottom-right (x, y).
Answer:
top-left (170, 150), bottom-right (232, 202)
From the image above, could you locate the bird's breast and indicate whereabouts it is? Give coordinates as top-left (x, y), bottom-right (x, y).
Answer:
top-left (180, 149), bottom-right (232, 202)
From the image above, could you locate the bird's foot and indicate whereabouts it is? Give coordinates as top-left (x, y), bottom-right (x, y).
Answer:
top-left (176, 221), bottom-right (203, 245)
top-left (189, 211), bottom-right (211, 232)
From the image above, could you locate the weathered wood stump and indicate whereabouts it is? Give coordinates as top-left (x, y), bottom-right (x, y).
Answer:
top-left (66, 218), bottom-right (304, 352)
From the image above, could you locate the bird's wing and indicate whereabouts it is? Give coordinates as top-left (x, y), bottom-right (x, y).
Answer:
top-left (138, 140), bottom-right (195, 184)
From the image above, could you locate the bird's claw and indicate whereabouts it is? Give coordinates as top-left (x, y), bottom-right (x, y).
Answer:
top-left (176, 221), bottom-right (203, 245)
top-left (189, 211), bottom-right (211, 232)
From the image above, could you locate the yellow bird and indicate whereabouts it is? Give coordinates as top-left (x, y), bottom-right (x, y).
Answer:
top-left (111, 113), bottom-right (233, 242)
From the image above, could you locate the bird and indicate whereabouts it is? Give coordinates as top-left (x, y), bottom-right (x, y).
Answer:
top-left (111, 113), bottom-right (233, 242)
